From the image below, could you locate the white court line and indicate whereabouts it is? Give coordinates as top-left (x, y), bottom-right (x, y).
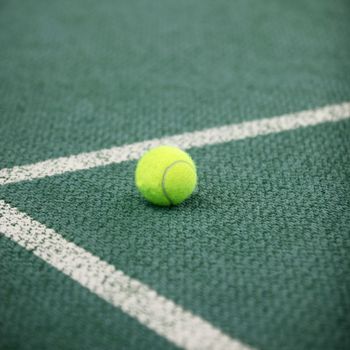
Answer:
top-left (1, 102), bottom-right (350, 348)
top-left (0, 200), bottom-right (254, 350)
top-left (1, 102), bottom-right (349, 186)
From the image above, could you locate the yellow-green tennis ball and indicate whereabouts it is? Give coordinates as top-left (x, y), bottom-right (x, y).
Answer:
top-left (135, 145), bottom-right (197, 206)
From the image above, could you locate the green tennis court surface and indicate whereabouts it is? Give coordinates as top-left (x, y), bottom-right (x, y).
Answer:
top-left (1, 0), bottom-right (350, 349)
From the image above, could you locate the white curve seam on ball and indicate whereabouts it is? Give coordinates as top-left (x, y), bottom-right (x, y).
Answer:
top-left (161, 160), bottom-right (195, 205)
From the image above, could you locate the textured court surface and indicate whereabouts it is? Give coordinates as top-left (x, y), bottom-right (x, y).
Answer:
top-left (1, 1), bottom-right (350, 349)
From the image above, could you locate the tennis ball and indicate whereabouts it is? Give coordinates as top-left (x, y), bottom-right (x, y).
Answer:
top-left (135, 146), bottom-right (197, 206)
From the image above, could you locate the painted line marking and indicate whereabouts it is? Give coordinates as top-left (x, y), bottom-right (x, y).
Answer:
top-left (1, 102), bottom-right (349, 186)
top-left (0, 200), bottom-right (254, 350)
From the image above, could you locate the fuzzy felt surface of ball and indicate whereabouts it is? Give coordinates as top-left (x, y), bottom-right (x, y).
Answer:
top-left (135, 146), bottom-right (197, 206)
